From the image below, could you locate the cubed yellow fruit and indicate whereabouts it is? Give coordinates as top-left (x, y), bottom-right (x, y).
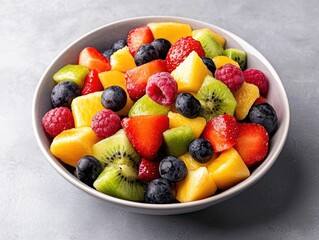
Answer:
top-left (176, 167), bottom-right (217, 203)
top-left (233, 81), bottom-right (260, 120)
top-left (167, 111), bottom-right (206, 138)
top-left (71, 91), bottom-right (105, 128)
top-left (213, 55), bottom-right (240, 69)
top-left (147, 22), bottom-right (192, 44)
top-left (50, 127), bottom-right (100, 167)
top-left (192, 28), bottom-right (226, 48)
top-left (179, 152), bottom-right (217, 170)
top-left (171, 51), bottom-right (212, 92)
top-left (98, 70), bottom-right (134, 116)
top-left (207, 147), bottom-right (250, 190)
top-left (110, 46), bottom-right (136, 72)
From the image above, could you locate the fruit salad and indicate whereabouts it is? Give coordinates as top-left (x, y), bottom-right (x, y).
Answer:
top-left (41, 22), bottom-right (279, 204)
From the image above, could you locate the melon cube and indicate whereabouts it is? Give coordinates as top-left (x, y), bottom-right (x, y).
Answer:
top-left (171, 51), bottom-right (212, 92)
top-left (176, 167), bottom-right (217, 203)
top-left (50, 127), bottom-right (100, 167)
top-left (207, 147), bottom-right (250, 190)
top-left (147, 22), bottom-right (192, 44)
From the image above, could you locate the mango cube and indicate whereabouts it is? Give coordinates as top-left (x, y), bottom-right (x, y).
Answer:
top-left (110, 46), bottom-right (136, 72)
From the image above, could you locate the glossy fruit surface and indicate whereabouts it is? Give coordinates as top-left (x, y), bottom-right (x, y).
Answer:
top-left (159, 156), bottom-right (188, 182)
top-left (51, 81), bottom-right (81, 108)
top-left (75, 155), bottom-right (103, 187)
top-left (145, 178), bottom-right (176, 204)
top-left (175, 92), bottom-right (201, 118)
top-left (91, 109), bottom-right (121, 139)
top-left (101, 86), bottom-right (127, 112)
top-left (78, 47), bottom-right (111, 73)
top-left (189, 138), bottom-right (214, 163)
top-left (151, 38), bottom-right (171, 59)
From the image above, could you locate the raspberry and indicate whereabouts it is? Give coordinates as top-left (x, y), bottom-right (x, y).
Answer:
top-left (243, 68), bottom-right (269, 96)
top-left (91, 110), bottom-right (121, 138)
top-left (146, 72), bottom-right (178, 106)
top-left (138, 158), bottom-right (160, 182)
top-left (166, 36), bottom-right (205, 72)
top-left (215, 64), bottom-right (244, 93)
top-left (42, 107), bottom-right (74, 138)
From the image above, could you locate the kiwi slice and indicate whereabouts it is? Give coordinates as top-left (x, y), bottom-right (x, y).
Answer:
top-left (128, 95), bottom-right (170, 117)
top-left (93, 164), bottom-right (145, 201)
top-left (163, 126), bottom-right (195, 157)
top-left (196, 75), bottom-right (237, 120)
top-left (223, 48), bottom-right (247, 70)
top-left (92, 129), bottom-right (141, 168)
top-left (192, 30), bottom-right (224, 59)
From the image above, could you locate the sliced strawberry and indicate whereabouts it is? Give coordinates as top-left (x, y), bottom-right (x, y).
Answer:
top-left (253, 96), bottom-right (267, 106)
top-left (81, 70), bottom-right (104, 95)
top-left (234, 123), bottom-right (269, 167)
top-left (166, 36), bottom-right (205, 72)
top-left (138, 158), bottom-right (160, 182)
top-left (78, 47), bottom-right (111, 73)
top-left (121, 115), bottom-right (169, 160)
top-left (125, 59), bottom-right (167, 101)
top-left (127, 26), bottom-right (154, 56)
top-left (201, 114), bottom-right (239, 153)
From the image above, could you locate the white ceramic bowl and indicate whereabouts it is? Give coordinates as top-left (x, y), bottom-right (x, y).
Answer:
top-left (32, 16), bottom-right (290, 215)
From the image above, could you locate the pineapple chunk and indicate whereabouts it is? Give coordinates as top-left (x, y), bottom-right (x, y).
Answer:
top-left (167, 111), bottom-right (206, 138)
top-left (207, 148), bottom-right (250, 190)
top-left (176, 167), bottom-right (217, 203)
top-left (110, 46), bottom-right (136, 72)
top-left (171, 51), bottom-right (212, 92)
top-left (147, 22), bottom-right (192, 44)
top-left (71, 91), bottom-right (105, 128)
top-left (50, 127), bottom-right (99, 167)
top-left (98, 70), bottom-right (134, 116)
top-left (233, 81), bottom-right (260, 120)
top-left (179, 152), bottom-right (217, 170)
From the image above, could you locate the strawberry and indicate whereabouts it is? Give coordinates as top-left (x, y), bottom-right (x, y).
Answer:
top-left (125, 59), bottom-right (167, 101)
top-left (234, 123), bottom-right (269, 167)
top-left (166, 36), bottom-right (205, 72)
top-left (253, 96), bottom-right (267, 106)
top-left (138, 158), bottom-right (160, 182)
top-left (78, 47), bottom-right (111, 73)
top-left (127, 26), bottom-right (154, 56)
top-left (121, 115), bottom-right (169, 160)
top-left (81, 70), bottom-right (104, 95)
top-left (201, 114), bottom-right (239, 153)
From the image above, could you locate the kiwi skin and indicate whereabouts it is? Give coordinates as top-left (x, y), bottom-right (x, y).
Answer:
top-left (196, 75), bottom-right (237, 121)
top-left (93, 164), bottom-right (145, 202)
top-left (223, 48), bottom-right (247, 70)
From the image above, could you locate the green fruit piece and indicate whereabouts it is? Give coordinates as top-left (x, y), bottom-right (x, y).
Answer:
top-left (196, 75), bottom-right (237, 121)
top-left (53, 64), bottom-right (89, 88)
top-left (92, 129), bottom-right (141, 168)
top-left (93, 164), bottom-right (145, 202)
top-left (223, 48), bottom-right (247, 70)
top-left (128, 95), bottom-right (170, 117)
top-left (163, 126), bottom-right (195, 157)
top-left (192, 30), bottom-right (224, 59)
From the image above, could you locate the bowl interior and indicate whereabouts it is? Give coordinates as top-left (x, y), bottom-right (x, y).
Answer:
top-left (32, 16), bottom-right (290, 215)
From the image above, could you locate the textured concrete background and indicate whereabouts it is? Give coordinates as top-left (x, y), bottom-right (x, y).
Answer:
top-left (1, 0), bottom-right (318, 239)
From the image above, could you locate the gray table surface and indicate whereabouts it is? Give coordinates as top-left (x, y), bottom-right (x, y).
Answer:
top-left (1, 0), bottom-right (318, 239)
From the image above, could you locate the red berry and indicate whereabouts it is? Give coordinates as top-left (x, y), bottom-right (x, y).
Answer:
top-left (91, 110), bottom-right (121, 139)
top-left (81, 70), bottom-right (104, 95)
top-left (138, 158), bottom-right (160, 182)
top-left (215, 64), bottom-right (244, 92)
top-left (166, 36), bottom-right (205, 72)
top-left (42, 107), bottom-right (74, 138)
top-left (78, 47), bottom-right (111, 73)
top-left (146, 72), bottom-right (177, 106)
top-left (127, 26), bottom-right (154, 56)
top-left (243, 68), bottom-right (269, 97)
top-left (201, 114), bottom-right (239, 153)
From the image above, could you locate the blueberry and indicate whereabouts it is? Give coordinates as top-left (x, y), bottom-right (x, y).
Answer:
top-left (102, 49), bottom-right (114, 60)
top-left (202, 57), bottom-right (216, 75)
top-left (111, 39), bottom-right (127, 52)
top-left (101, 86), bottom-right (127, 112)
top-left (189, 138), bottom-right (214, 163)
top-left (151, 38), bottom-right (171, 59)
top-left (175, 93), bottom-right (201, 118)
top-left (75, 155), bottom-right (103, 187)
top-left (51, 81), bottom-right (81, 108)
top-left (248, 103), bottom-right (278, 135)
top-left (134, 44), bottom-right (159, 66)
top-left (159, 156), bottom-right (187, 182)
top-left (145, 178), bottom-right (176, 204)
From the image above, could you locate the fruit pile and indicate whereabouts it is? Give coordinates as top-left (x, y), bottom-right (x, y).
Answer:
top-left (41, 22), bottom-right (278, 204)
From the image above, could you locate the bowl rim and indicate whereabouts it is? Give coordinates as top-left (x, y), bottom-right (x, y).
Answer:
top-left (32, 16), bottom-right (290, 214)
